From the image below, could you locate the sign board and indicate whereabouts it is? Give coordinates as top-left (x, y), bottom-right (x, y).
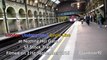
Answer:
top-left (57, 11), bottom-right (80, 16)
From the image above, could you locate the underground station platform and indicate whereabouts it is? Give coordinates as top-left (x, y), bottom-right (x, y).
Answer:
top-left (0, 0), bottom-right (107, 60)
top-left (39, 21), bottom-right (107, 60)
top-left (0, 21), bottom-right (107, 60)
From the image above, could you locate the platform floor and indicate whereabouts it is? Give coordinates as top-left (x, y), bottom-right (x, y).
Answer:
top-left (39, 21), bottom-right (107, 60)
top-left (74, 22), bottom-right (107, 60)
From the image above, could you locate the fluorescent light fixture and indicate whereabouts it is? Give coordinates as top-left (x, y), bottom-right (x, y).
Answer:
top-left (56, 8), bottom-right (58, 10)
top-left (52, 7), bottom-right (54, 8)
top-left (77, 5), bottom-right (80, 9)
top-left (45, 4), bottom-right (47, 6)
top-left (77, 2), bottom-right (80, 6)
top-left (55, 0), bottom-right (60, 4)
top-left (77, 2), bottom-right (80, 9)
top-left (51, 0), bottom-right (56, 2)
top-left (35, 0), bottom-right (38, 3)
top-left (51, 0), bottom-right (60, 4)
top-left (77, 5), bottom-right (80, 7)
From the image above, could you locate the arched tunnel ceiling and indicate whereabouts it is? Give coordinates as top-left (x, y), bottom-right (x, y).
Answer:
top-left (26, 0), bottom-right (89, 13)
top-left (52, 0), bottom-right (90, 16)
top-left (56, 0), bottom-right (90, 12)
top-left (59, 0), bottom-right (90, 2)
top-left (39, 0), bottom-right (57, 7)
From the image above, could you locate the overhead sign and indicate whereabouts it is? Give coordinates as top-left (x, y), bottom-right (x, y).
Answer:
top-left (57, 11), bottom-right (80, 16)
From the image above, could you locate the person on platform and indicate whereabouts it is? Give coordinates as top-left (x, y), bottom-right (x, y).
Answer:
top-left (97, 12), bottom-right (102, 28)
top-left (86, 14), bottom-right (90, 25)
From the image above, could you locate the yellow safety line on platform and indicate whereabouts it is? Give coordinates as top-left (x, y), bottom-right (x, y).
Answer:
top-left (47, 37), bottom-right (66, 60)
top-left (47, 22), bottom-right (78, 60)
top-left (47, 26), bottom-right (73, 60)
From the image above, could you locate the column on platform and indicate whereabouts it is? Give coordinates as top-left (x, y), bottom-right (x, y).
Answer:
top-left (104, 0), bottom-right (107, 26)
top-left (38, 11), bottom-right (43, 26)
top-left (43, 12), bottom-right (46, 25)
top-left (48, 14), bottom-right (50, 24)
top-left (0, 8), bottom-right (6, 35)
top-left (34, 11), bottom-right (38, 27)
top-left (46, 13), bottom-right (49, 25)
top-left (41, 12), bottom-right (45, 26)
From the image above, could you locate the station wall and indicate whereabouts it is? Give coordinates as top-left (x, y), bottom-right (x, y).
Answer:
top-left (0, 0), bottom-right (61, 36)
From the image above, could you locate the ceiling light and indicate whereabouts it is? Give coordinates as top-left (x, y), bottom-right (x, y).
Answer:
top-left (51, 0), bottom-right (56, 2)
top-left (52, 7), bottom-right (54, 8)
top-left (56, 8), bottom-right (58, 10)
top-left (77, 2), bottom-right (80, 9)
top-left (55, 0), bottom-right (60, 4)
top-left (45, 4), bottom-right (47, 6)
top-left (35, 0), bottom-right (38, 3)
top-left (77, 2), bottom-right (80, 6)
